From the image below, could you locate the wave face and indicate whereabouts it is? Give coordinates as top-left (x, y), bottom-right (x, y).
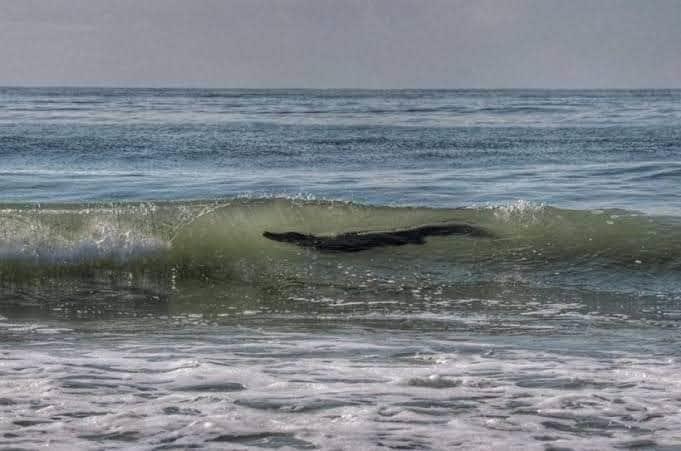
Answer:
top-left (1, 199), bottom-right (679, 296)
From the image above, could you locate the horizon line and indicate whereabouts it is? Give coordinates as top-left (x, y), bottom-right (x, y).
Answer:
top-left (1, 84), bottom-right (680, 91)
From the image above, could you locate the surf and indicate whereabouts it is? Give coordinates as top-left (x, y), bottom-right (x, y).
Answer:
top-left (0, 198), bottom-right (679, 288)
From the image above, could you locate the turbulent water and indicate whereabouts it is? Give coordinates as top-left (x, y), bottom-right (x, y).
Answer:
top-left (1, 89), bottom-right (680, 450)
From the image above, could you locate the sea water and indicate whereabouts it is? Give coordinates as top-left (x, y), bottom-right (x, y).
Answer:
top-left (1, 88), bottom-right (680, 449)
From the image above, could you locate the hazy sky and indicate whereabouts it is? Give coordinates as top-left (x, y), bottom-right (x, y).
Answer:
top-left (1, 0), bottom-right (679, 88)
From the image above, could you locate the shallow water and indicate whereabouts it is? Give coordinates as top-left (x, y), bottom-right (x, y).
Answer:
top-left (1, 89), bottom-right (680, 450)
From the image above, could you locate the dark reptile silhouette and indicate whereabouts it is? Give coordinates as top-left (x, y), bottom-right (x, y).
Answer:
top-left (263, 223), bottom-right (493, 252)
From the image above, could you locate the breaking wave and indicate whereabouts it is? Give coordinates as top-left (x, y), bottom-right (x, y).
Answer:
top-left (0, 198), bottom-right (679, 296)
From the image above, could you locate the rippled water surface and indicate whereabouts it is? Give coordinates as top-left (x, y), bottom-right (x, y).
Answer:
top-left (1, 89), bottom-right (680, 450)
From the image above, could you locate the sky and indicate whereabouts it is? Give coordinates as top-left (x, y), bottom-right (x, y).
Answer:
top-left (0, 0), bottom-right (679, 89)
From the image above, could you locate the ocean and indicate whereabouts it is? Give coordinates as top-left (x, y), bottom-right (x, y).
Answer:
top-left (1, 88), bottom-right (680, 450)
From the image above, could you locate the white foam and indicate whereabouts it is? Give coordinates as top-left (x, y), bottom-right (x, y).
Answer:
top-left (1, 324), bottom-right (679, 450)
